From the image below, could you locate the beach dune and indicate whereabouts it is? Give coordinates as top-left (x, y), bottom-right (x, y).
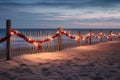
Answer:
top-left (0, 41), bottom-right (120, 80)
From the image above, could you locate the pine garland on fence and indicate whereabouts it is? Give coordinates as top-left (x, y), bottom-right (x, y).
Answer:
top-left (0, 28), bottom-right (120, 50)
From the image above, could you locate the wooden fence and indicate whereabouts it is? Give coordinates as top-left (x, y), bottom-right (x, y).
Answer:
top-left (0, 20), bottom-right (120, 60)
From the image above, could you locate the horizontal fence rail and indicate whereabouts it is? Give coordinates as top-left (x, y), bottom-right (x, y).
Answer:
top-left (0, 20), bottom-right (120, 60)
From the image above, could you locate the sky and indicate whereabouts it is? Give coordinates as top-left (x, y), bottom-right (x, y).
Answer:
top-left (0, 0), bottom-right (120, 29)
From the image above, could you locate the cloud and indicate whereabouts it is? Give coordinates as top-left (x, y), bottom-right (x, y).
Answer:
top-left (0, 0), bottom-right (120, 28)
top-left (0, 0), bottom-right (120, 9)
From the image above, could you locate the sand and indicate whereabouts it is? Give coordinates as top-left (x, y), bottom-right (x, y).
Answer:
top-left (0, 41), bottom-right (120, 80)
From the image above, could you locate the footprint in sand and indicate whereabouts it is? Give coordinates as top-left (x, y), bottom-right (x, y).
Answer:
top-left (80, 73), bottom-right (89, 77)
top-left (63, 76), bottom-right (72, 80)
top-left (87, 62), bottom-right (95, 67)
top-left (41, 67), bottom-right (52, 76)
top-left (10, 67), bottom-right (34, 74)
top-left (0, 72), bottom-right (16, 80)
top-left (108, 70), bottom-right (118, 73)
top-left (15, 75), bottom-right (43, 80)
top-left (20, 64), bottom-right (28, 67)
top-left (115, 76), bottom-right (120, 80)
top-left (92, 76), bottom-right (105, 80)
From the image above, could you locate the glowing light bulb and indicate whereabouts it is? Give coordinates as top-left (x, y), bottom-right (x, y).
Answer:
top-left (98, 36), bottom-right (101, 39)
top-left (92, 33), bottom-right (94, 36)
top-left (28, 38), bottom-right (32, 41)
top-left (100, 32), bottom-right (103, 35)
top-left (111, 33), bottom-right (114, 36)
top-left (87, 33), bottom-right (91, 37)
top-left (48, 37), bottom-right (53, 41)
top-left (50, 37), bottom-right (53, 41)
top-left (10, 31), bottom-right (14, 35)
top-left (82, 38), bottom-right (85, 41)
top-left (75, 37), bottom-right (78, 41)
top-left (119, 33), bottom-right (120, 36)
top-left (63, 31), bottom-right (67, 34)
top-left (68, 34), bottom-right (71, 37)
top-left (56, 31), bottom-right (60, 34)
top-left (33, 42), bottom-right (39, 46)
top-left (107, 36), bottom-right (109, 39)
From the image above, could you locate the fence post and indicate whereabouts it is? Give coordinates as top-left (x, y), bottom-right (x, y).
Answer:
top-left (6, 19), bottom-right (11, 60)
top-left (109, 30), bottom-right (112, 41)
top-left (100, 29), bottom-right (103, 42)
top-left (58, 27), bottom-right (62, 51)
top-left (77, 32), bottom-right (81, 46)
top-left (89, 29), bottom-right (92, 45)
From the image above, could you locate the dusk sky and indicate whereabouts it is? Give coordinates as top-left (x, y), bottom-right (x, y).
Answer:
top-left (0, 0), bottom-right (120, 28)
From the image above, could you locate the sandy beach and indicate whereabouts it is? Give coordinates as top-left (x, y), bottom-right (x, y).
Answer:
top-left (0, 41), bottom-right (120, 80)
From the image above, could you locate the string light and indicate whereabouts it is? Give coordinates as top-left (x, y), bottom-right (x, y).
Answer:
top-left (28, 38), bottom-right (32, 41)
top-left (75, 37), bottom-right (79, 41)
top-left (68, 34), bottom-right (72, 37)
top-left (82, 38), bottom-right (86, 41)
top-left (98, 36), bottom-right (101, 39)
top-left (111, 33), bottom-right (113, 36)
top-left (56, 31), bottom-right (60, 34)
top-left (107, 36), bottom-right (109, 39)
top-left (63, 31), bottom-right (67, 34)
top-left (92, 33), bottom-right (94, 36)
top-left (48, 37), bottom-right (54, 41)
top-left (16, 31), bottom-right (19, 34)
top-left (0, 29), bottom-right (120, 50)
top-left (87, 33), bottom-right (91, 37)
top-left (119, 33), bottom-right (120, 36)
top-left (33, 42), bottom-right (39, 46)
top-left (100, 32), bottom-right (103, 35)
top-left (0, 36), bottom-right (8, 43)
top-left (10, 31), bottom-right (14, 35)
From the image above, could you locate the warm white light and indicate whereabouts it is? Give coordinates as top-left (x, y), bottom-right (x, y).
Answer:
top-left (48, 37), bottom-right (53, 41)
top-left (100, 32), bottom-right (103, 35)
top-left (92, 33), bottom-right (94, 36)
top-left (119, 33), bottom-right (120, 36)
top-left (56, 31), bottom-right (60, 34)
top-left (33, 42), bottom-right (39, 46)
top-left (10, 31), bottom-right (14, 35)
top-left (111, 33), bottom-right (114, 36)
top-left (82, 38), bottom-right (85, 40)
top-left (63, 31), bottom-right (67, 34)
top-left (68, 34), bottom-right (72, 37)
top-left (98, 36), bottom-right (101, 39)
top-left (107, 36), bottom-right (109, 39)
top-left (28, 38), bottom-right (32, 41)
top-left (75, 37), bottom-right (78, 41)
top-left (88, 33), bottom-right (91, 37)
